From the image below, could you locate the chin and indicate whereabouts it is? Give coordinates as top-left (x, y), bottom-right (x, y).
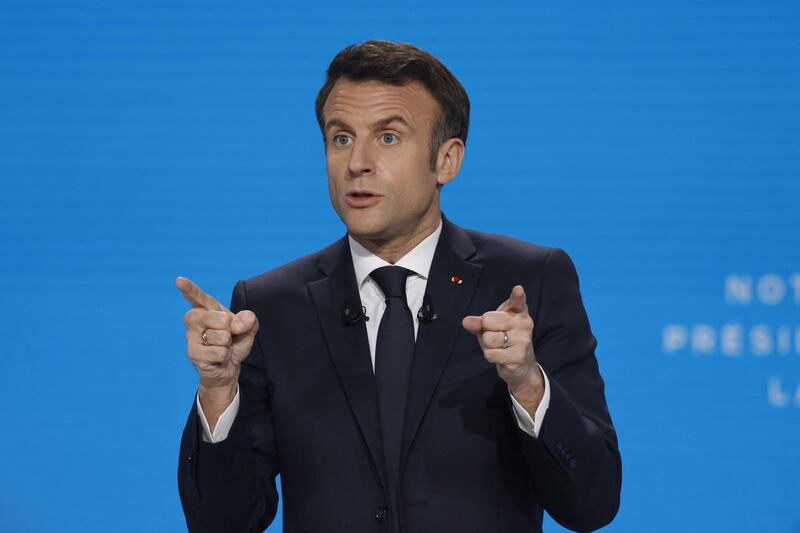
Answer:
top-left (341, 212), bottom-right (389, 240)
top-left (346, 222), bottom-right (388, 241)
top-left (347, 223), bottom-right (391, 241)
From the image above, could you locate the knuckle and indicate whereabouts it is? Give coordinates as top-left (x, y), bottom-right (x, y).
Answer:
top-left (186, 345), bottom-right (199, 362)
top-left (211, 346), bottom-right (229, 361)
top-left (204, 346), bottom-right (220, 360)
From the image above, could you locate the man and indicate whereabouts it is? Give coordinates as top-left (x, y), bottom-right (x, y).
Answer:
top-left (177, 40), bottom-right (621, 533)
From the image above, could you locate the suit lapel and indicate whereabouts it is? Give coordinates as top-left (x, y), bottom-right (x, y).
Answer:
top-left (308, 238), bottom-right (388, 493)
top-left (400, 218), bottom-right (482, 469)
top-left (307, 220), bottom-right (483, 491)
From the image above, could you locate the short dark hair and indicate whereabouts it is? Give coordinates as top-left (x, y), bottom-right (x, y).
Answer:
top-left (315, 40), bottom-right (470, 170)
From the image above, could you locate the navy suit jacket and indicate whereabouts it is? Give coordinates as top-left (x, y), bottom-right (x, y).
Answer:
top-left (178, 218), bottom-right (621, 532)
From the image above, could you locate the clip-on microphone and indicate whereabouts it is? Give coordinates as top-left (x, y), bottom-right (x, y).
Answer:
top-left (341, 304), bottom-right (369, 326)
top-left (417, 294), bottom-right (437, 323)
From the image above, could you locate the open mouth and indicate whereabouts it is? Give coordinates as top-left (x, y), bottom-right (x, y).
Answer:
top-left (345, 190), bottom-right (382, 207)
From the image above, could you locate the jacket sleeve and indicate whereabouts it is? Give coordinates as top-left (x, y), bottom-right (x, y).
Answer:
top-left (515, 248), bottom-right (622, 532)
top-left (178, 280), bottom-right (280, 533)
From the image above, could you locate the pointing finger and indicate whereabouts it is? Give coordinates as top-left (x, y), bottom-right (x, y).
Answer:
top-left (176, 276), bottom-right (228, 312)
top-left (498, 285), bottom-right (527, 314)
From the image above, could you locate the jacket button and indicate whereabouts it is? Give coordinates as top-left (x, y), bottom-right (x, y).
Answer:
top-left (375, 507), bottom-right (388, 523)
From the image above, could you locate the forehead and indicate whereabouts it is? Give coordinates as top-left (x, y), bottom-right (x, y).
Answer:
top-left (322, 79), bottom-right (439, 129)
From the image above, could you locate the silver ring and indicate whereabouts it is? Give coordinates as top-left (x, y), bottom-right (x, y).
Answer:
top-left (502, 331), bottom-right (509, 349)
top-left (201, 329), bottom-right (210, 346)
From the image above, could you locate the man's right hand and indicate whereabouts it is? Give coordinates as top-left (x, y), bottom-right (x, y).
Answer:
top-left (176, 277), bottom-right (259, 427)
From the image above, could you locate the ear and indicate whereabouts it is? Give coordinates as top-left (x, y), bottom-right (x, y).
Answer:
top-left (435, 138), bottom-right (465, 187)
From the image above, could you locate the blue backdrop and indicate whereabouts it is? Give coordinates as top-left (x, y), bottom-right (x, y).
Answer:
top-left (2, 1), bottom-right (798, 531)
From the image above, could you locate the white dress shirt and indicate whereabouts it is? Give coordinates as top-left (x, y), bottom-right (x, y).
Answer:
top-left (197, 219), bottom-right (551, 442)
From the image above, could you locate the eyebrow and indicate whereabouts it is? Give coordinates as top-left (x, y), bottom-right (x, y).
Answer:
top-left (324, 115), bottom-right (412, 132)
top-left (324, 118), bottom-right (351, 131)
top-left (370, 115), bottom-right (412, 130)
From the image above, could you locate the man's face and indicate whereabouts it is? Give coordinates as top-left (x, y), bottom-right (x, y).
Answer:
top-left (322, 79), bottom-right (448, 244)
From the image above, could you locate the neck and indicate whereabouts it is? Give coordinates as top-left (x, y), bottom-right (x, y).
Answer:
top-left (350, 214), bottom-right (441, 264)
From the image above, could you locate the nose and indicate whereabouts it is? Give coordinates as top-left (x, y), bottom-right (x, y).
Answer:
top-left (347, 139), bottom-right (374, 178)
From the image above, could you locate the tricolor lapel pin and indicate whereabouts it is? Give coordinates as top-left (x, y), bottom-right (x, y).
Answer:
top-left (450, 276), bottom-right (463, 285)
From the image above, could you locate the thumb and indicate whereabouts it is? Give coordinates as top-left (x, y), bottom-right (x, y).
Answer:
top-left (462, 315), bottom-right (483, 335)
top-left (231, 310), bottom-right (258, 335)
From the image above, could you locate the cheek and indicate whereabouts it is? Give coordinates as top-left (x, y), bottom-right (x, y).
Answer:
top-left (402, 161), bottom-right (439, 201)
top-left (326, 157), bottom-right (343, 193)
top-left (384, 152), bottom-right (432, 195)
top-left (325, 152), bottom-right (336, 177)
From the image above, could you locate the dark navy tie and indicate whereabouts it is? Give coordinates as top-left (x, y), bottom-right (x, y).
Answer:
top-left (370, 266), bottom-right (414, 521)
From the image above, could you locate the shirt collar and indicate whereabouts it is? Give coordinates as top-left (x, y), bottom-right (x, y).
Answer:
top-left (348, 219), bottom-right (443, 288)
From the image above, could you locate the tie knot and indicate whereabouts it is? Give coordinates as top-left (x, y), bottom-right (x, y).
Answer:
top-left (370, 266), bottom-right (411, 299)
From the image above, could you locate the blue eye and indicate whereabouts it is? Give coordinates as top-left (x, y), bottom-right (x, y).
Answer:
top-left (333, 134), bottom-right (351, 146)
top-left (382, 133), bottom-right (397, 144)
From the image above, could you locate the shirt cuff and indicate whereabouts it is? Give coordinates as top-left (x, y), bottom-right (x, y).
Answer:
top-left (196, 384), bottom-right (240, 443)
top-left (509, 363), bottom-right (550, 438)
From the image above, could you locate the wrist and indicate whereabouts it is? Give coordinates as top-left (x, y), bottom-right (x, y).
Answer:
top-left (508, 365), bottom-right (545, 414)
top-left (198, 380), bottom-right (238, 407)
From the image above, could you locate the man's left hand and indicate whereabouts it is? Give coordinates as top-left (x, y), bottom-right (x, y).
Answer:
top-left (462, 285), bottom-right (545, 416)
